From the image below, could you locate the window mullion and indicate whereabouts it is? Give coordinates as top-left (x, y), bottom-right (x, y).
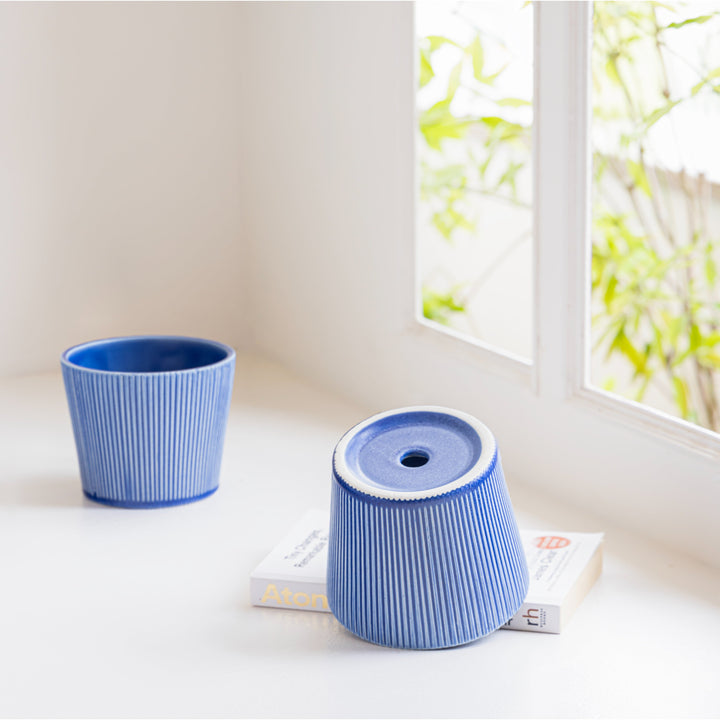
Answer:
top-left (533, 1), bottom-right (592, 400)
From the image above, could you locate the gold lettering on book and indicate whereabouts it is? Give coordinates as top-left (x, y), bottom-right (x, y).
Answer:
top-left (260, 583), bottom-right (329, 610)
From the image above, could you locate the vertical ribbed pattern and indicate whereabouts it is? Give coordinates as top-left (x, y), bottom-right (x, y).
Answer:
top-left (61, 360), bottom-right (235, 507)
top-left (327, 452), bottom-right (529, 649)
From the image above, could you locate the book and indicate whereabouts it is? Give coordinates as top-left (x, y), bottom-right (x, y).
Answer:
top-left (250, 509), bottom-right (603, 634)
top-left (502, 529), bottom-right (603, 633)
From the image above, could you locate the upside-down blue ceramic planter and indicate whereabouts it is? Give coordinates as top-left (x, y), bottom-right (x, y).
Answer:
top-left (61, 336), bottom-right (235, 508)
top-left (327, 406), bottom-right (529, 649)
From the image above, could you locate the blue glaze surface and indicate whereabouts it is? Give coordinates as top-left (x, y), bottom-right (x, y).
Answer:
top-left (344, 410), bottom-right (482, 492)
top-left (83, 486), bottom-right (219, 509)
top-left (328, 407), bottom-right (529, 649)
top-left (61, 336), bottom-right (235, 509)
top-left (63, 336), bottom-right (230, 373)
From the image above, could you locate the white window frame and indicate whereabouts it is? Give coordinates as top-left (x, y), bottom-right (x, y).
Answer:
top-left (417, 0), bottom-right (720, 457)
top-left (412, 2), bottom-right (720, 566)
top-left (549, 2), bottom-right (720, 461)
top-left (415, 1), bottom-right (720, 461)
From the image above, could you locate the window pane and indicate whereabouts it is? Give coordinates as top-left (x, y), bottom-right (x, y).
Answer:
top-left (591, 1), bottom-right (720, 432)
top-left (416, 1), bottom-right (533, 360)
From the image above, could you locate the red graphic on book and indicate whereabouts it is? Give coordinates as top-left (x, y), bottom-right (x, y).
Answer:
top-left (533, 535), bottom-right (570, 549)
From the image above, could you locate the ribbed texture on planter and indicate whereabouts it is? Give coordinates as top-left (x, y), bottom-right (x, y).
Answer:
top-left (62, 356), bottom-right (234, 508)
top-left (327, 407), bottom-right (528, 649)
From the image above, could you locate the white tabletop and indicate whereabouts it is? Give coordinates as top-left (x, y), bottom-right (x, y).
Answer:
top-left (1, 355), bottom-right (718, 719)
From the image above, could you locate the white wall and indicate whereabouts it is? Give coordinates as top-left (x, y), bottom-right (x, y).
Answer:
top-left (0, 2), bottom-right (249, 376)
top-left (240, 2), bottom-right (417, 392)
top-left (0, 0), bottom-right (414, 382)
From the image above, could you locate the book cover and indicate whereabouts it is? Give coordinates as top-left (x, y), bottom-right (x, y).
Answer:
top-left (502, 530), bottom-right (604, 633)
top-left (250, 510), bottom-right (603, 634)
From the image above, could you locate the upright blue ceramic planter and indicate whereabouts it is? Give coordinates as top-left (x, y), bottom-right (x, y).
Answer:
top-left (327, 406), bottom-right (529, 649)
top-left (61, 336), bottom-right (235, 508)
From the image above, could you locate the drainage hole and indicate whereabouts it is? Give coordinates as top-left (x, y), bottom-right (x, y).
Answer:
top-left (400, 450), bottom-right (430, 468)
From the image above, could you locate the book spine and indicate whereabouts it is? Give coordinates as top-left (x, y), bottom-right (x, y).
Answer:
top-left (250, 577), bottom-right (330, 613)
top-left (503, 600), bottom-right (561, 634)
top-left (250, 575), bottom-right (564, 634)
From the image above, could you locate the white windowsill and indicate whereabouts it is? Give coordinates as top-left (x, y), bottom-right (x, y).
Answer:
top-left (0, 354), bottom-right (717, 718)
